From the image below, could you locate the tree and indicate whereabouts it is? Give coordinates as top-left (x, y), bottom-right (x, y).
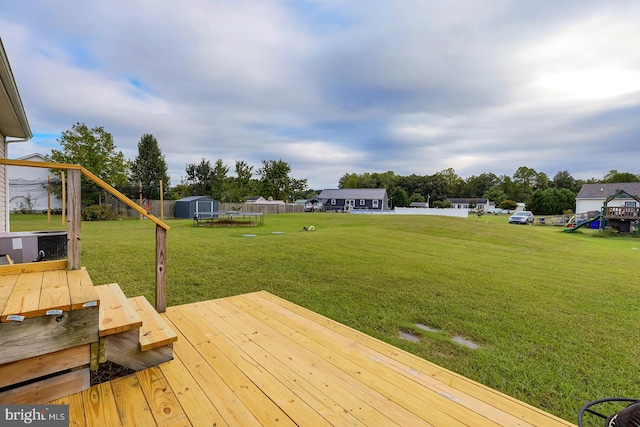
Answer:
top-left (258, 159), bottom-right (307, 202)
top-left (436, 168), bottom-right (463, 197)
top-left (130, 134), bottom-right (170, 200)
top-left (390, 187), bottom-right (409, 207)
top-left (228, 160), bottom-right (256, 202)
top-left (483, 186), bottom-right (507, 205)
top-left (410, 193), bottom-right (425, 203)
top-left (49, 122), bottom-right (129, 205)
top-left (551, 170), bottom-right (576, 191)
top-left (210, 159), bottom-right (230, 201)
top-left (535, 172), bottom-right (549, 191)
top-left (528, 188), bottom-right (576, 215)
top-left (462, 173), bottom-right (499, 197)
top-left (185, 158), bottom-right (214, 196)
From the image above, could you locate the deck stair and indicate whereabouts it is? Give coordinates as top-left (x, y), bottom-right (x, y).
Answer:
top-left (0, 266), bottom-right (177, 405)
top-left (96, 283), bottom-right (177, 371)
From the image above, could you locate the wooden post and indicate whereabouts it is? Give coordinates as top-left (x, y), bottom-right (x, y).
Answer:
top-left (67, 169), bottom-right (81, 270)
top-left (139, 181), bottom-right (143, 220)
top-left (160, 180), bottom-right (164, 220)
top-left (61, 171), bottom-right (66, 225)
top-left (47, 175), bottom-right (51, 224)
top-left (155, 224), bottom-right (167, 313)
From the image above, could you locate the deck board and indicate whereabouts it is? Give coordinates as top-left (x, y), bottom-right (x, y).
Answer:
top-left (55, 291), bottom-right (576, 426)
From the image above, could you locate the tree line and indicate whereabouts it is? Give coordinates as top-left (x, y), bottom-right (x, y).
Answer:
top-left (46, 123), bottom-right (640, 214)
top-left (338, 167), bottom-right (640, 214)
top-left (46, 123), bottom-right (308, 206)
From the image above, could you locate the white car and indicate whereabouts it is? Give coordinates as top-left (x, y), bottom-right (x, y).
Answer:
top-left (509, 211), bottom-right (534, 224)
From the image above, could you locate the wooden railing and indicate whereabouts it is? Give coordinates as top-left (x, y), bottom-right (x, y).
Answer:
top-left (605, 206), bottom-right (640, 219)
top-left (0, 159), bottom-right (170, 312)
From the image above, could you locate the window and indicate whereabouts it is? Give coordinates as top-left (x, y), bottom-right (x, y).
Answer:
top-left (625, 202), bottom-right (637, 207)
top-left (360, 199), bottom-right (365, 206)
top-left (373, 200), bottom-right (379, 208)
top-left (331, 199), bottom-right (336, 205)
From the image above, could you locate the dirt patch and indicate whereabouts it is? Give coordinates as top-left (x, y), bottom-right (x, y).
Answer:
top-left (90, 361), bottom-right (136, 386)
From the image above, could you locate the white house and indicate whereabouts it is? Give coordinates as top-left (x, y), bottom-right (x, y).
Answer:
top-left (8, 153), bottom-right (62, 213)
top-left (575, 183), bottom-right (640, 214)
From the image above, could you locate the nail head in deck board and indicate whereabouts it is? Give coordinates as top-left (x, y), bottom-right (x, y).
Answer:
top-left (0, 344), bottom-right (90, 389)
top-left (0, 306), bottom-right (99, 365)
top-left (0, 367), bottom-right (90, 405)
top-left (95, 283), bottom-right (142, 337)
top-left (1, 272), bottom-right (43, 322)
top-left (128, 295), bottom-right (176, 351)
top-left (66, 268), bottom-right (99, 310)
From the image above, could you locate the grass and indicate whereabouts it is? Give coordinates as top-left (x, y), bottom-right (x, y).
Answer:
top-left (10, 212), bottom-right (640, 422)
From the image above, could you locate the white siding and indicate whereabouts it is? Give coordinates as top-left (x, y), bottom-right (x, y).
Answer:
top-left (8, 155), bottom-right (62, 213)
top-left (0, 135), bottom-right (6, 232)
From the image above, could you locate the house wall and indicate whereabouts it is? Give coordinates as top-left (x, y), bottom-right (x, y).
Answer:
top-left (326, 198), bottom-right (385, 211)
top-left (8, 159), bottom-right (63, 213)
top-left (577, 198), bottom-right (639, 214)
top-left (0, 134), bottom-right (5, 232)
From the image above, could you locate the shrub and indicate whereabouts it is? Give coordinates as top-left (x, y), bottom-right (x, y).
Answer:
top-left (81, 205), bottom-right (118, 221)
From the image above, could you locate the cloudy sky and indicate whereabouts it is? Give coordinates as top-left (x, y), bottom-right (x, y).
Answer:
top-left (2, 1), bottom-right (640, 190)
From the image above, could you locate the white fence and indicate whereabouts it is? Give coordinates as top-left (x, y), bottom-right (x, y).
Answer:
top-left (350, 207), bottom-right (469, 218)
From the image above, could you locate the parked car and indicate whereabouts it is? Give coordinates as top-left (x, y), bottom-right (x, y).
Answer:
top-left (509, 211), bottom-right (534, 224)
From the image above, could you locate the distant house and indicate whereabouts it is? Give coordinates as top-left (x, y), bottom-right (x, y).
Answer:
top-left (576, 183), bottom-right (640, 214)
top-left (311, 188), bottom-right (389, 212)
top-left (8, 153), bottom-right (62, 213)
top-left (246, 196), bottom-right (285, 205)
top-left (447, 198), bottom-right (493, 212)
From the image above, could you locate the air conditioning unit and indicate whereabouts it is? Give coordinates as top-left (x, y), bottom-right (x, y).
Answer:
top-left (0, 231), bottom-right (67, 263)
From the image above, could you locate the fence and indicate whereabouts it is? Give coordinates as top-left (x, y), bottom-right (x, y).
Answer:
top-left (105, 195), bottom-right (177, 219)
top-left (105, 196), bottom-right (305, 219)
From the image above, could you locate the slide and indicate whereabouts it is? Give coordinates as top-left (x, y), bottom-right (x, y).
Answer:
top-left (563, 214), bottom-right (601, 232)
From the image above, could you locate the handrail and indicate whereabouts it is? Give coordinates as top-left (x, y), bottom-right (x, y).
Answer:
top-left (0, 159), bottom-right (169, 230)
top-left (1, 158), bottom-right (170, 311)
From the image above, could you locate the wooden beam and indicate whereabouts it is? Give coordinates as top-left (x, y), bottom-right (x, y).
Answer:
top-left (0, 368), bottom-right (90, 405)
top-left (67, 169), bottom-right (81, 270)
top-left (0, 260), bottom-right (67, 276)
top-left (0, 307), bottom-right (98, 365)
top-left (155, 225), bottom-right (167, 313)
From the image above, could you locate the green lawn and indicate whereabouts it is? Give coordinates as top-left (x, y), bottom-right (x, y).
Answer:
top-left (10, 212), bottom-right (640, 422)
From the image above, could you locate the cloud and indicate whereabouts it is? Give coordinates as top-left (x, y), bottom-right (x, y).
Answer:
top-left (2, 0), bottom-right (640, 189)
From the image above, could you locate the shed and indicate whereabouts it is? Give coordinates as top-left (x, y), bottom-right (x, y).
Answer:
top-left (175, 196), bottom-right (218, 219)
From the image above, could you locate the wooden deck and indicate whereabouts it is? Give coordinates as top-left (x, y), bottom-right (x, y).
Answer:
top-left (52, 291), bottom-right (576, 426)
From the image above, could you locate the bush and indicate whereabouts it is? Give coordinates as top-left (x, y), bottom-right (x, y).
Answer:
top-left (81, 205), bottom-right (118, 221)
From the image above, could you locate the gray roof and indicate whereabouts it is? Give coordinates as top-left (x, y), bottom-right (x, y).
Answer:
top-left (448, 198), bottom-right (488, 204)
top-left (318, 188), bottom-right (387, 199)
top-left (576, 183), bottom-right (640, 199)
top-left (177, 196), bottom-right (214, 202)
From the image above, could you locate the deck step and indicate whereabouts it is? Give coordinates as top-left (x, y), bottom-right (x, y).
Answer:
top-left (128, 296), bottom-right (177, 351)
top-left (95, 283), bottom-right (142, 337)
